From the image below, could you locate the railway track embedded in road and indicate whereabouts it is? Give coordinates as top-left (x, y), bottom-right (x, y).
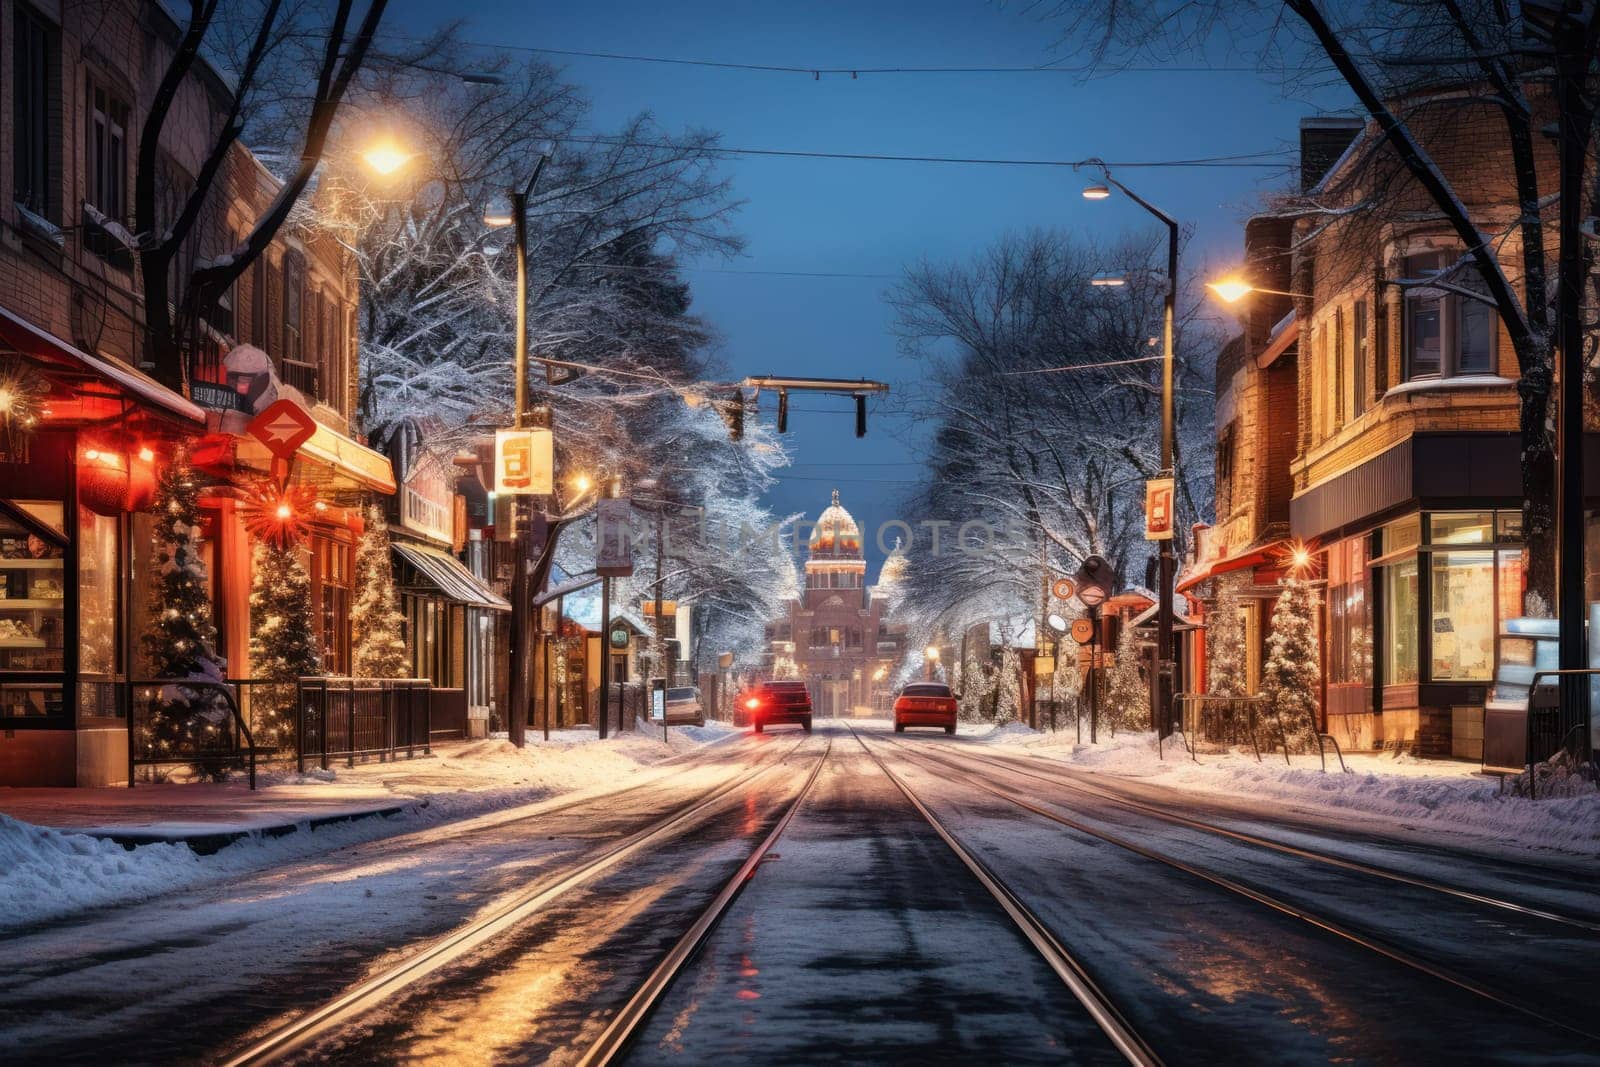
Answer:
top-left (881, 735), bottom-right (1600, 1047)
top-left (948, 744), bottom-right (1600, 935)
top-left (576, 737), bottom-right (834, 1067)
top-left (220, 733), bottom-right (817, 1067)
top-left (847, 725), bottom-right (1163, 1067)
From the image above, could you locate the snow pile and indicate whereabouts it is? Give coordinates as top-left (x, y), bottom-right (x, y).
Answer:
top-left (980, 722), bottom-right (1042, 743)
top-left (1006, 729), bottom-right (1600, 857)
top-left (0, 727), bottom-right (741, 931)
top-left (0, 815), bottom-right (204, 922)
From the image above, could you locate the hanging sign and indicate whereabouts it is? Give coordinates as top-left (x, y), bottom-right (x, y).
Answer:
top-left (1051, 577), bottom-right (1076, 601)
top-left (247, 398), bottom-right (317, 461)
top-left (609, 623), bottom-right (632, 650)
top-left (1035, 656), bottom-right (1056, 676)
top-left (493, 427), bottom-right (553, 495)
top-left (596, 498), bottom-right (635, 577)
top-left (1070, 618), bottom-right (1096, 645)
top-left (1145, 477), bottom-right (1176, 541)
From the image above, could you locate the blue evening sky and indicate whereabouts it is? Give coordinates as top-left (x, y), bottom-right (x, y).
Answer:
top-left (391, 0), bottom-right (1350, 572)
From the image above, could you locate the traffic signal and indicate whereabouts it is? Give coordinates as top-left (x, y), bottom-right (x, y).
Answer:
top-left (855, 394), bottom-right (867, 437)
top-left (777, 390), bottom-right (789, 433)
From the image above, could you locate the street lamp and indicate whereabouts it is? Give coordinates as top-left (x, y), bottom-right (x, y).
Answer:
top-left (924, 645), bottom-right (940, 681)
top-left (1205, 277), bottom-right (1312, 304)
top-left (1079, 159), bottom-right (1179, 738)
top-left (361, 139), bottom-right (411, 176)
top-left (1090, 272), bottom-right (1128, 287)
top-left (482, 151), bottom-right (552, 747)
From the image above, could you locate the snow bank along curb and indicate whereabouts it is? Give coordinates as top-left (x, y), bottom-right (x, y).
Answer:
top-left (969, 724), bottom-right (1600, 858)
top-left (0, 723), bottom-right (745, 932)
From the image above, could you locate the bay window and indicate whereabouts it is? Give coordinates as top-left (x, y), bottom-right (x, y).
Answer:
top-left (1402, 251), bottom-right (1496, 381)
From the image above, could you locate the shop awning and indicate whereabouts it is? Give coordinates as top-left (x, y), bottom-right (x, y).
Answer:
top-left (233, 420), bottom-right (397, 494)
top-left (392, 542), bottom-right (510, 612)
top-left (1175, 544), bottom-right (1280, 594)
top-left (0, 306), bottom-right (205, 424)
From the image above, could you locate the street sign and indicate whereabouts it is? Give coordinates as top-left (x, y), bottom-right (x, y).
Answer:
top-left (641, 600), bottom-right (678, 616)
top-left (191, 380), bottom-right (245, 413)
top-left (247, 398), bottom-right (316, 460)
top-left (596, 498), bottom-right (635, 577)
top-left (1051, 577), bottom-right (1076, 600)
top-left (1075, 555), bottom-right (1113, 607)
top-left (1070, 618), bottom-right (1096, 644)
top-left (493, 427), bottom-right (553, 495)
top-left (650, 677), bottom-right (667, 720)
top-left (1145, 477), bottom-right (1176, 541)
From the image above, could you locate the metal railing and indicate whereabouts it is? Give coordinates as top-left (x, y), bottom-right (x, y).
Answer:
top-left (130, 678), bottom-right (256, 789)
top-left (1523, 670), bottom-right (1597, 799)
top-left (1167, 693), bottom-right (1271, 763)
top-left (295, 677), bottom-right (433, 772)
top-left (1310, 732), bottom-right (1350, 774)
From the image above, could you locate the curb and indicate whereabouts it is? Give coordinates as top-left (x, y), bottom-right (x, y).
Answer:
top-left (87, 804), bottom-right (409, 856)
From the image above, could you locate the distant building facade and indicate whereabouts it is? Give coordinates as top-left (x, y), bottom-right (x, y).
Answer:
top-left (765, 491), bottom-right (904, 716)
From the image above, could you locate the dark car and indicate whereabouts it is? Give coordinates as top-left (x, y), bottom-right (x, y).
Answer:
top-left (894, 683), bottom-right (957, 734)
top-left (744, 680), bottom-right (813, 733)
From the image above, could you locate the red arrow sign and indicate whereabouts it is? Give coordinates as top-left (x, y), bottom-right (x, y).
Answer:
top-left (247, 398), bottom-right (317, 461)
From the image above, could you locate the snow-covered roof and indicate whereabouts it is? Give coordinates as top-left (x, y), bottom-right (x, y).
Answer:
top-left (561, 582), bottom-right (650, 634)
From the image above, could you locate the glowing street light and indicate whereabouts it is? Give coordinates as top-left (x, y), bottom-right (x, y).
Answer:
top-left (1205, 277), bottom-right (1312, 304)
top-left (1090, 272), bottom-right (1127, 287)
top-left (361, 140), bottom-right (411, 176)
top-left (1081, 182), bottom-right (1112, 200)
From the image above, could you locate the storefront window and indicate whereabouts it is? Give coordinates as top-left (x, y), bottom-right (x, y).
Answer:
top-left (1430, 512), bottom-right (1493, 545)
top-left (0, 501), bottom-right (66, 719)
top-left (77, 509), bottom-right (122, 720)
top-left (1327, 537), bottom-right (1371, 686)
top-left (1429, 551), bottom-right (1494, 680)
top-left (1385, 558), bottom-right (1419, 684)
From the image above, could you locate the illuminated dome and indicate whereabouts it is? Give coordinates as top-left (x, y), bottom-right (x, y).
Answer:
top-left (809, 489), bottom-right (862, 560)
top-left (876, 538), bottom-right (907, 588)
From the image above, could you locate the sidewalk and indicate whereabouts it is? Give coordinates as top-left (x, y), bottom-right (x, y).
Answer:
top-left (0, 722), bottom-right (743, 854)
top-left (0, 781), bottom-right (408, 854)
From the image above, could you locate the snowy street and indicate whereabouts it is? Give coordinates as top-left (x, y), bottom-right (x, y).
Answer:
top-left (4, 722), bottom-right (1596, 1065)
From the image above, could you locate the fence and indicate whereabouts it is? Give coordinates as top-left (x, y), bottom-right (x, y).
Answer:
top-left (1522, 670), bottom-right (1598, 799)
top-left (295, 677), bottom-right (433, 772)
top-left (1164, 692), bottom-right (1350, 772)
top-left (130, 678), bottom-right (256, 788)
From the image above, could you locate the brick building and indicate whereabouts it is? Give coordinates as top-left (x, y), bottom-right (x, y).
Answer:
top-left (0, 0), bottom-right (389, 786)
top-left (1193, 94), bottom-right (1583, 759)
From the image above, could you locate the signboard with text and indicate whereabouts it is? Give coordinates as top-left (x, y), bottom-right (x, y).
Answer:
top-left (493, 428), bottom-right (553, 495)
top-left (596, 498), bottom-right (635, 577)
top-left (1144, 477), bottom-right (1176, 541)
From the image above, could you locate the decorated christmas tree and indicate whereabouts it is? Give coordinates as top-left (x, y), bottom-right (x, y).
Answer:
top-left (1263, 570), bottom-right (1321, 747)
top-left (1207, 579), bottom-right (1247, 698)
top-left (352, 504), bottom-right (408, 678)
top-left (139, 449), bottom-right (230, 775)
top-left (249, 540), bottom-right (322, 750)
top-left (994, 644), bottom-right (1021, 725)
top-left (1104, 624), bottom-right (1148, 734)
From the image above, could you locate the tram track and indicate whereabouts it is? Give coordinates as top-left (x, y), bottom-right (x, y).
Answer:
top-left (880, 735), bottom-right (1600, 1047)
top-left (952, 744), bottom-right (1600, 934)
top-left (219, 734), bottom-right (817, 1067)
top-left (846, 725), bottom-right (1162, 1067)
top-left (576, 738), bottom-right (834, 1066)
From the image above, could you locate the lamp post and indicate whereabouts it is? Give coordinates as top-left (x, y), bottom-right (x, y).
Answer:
top-left (1082, 162), bottom-right (1179, 738)
top-left (924, 645), bottom-right (940, 681)
top-left (485, 152), bottom-right (550, 748)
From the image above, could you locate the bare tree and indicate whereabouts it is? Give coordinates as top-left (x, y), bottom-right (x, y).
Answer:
top-left (888, 229), bottom-right (1219, 645)
top-left (132, 0), bottom-right (389, 392)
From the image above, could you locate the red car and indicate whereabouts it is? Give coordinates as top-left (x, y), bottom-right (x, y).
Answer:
top-left (894, 683), bottom-right (957, 734)
top-left (743, 680), bottom-right (813, 733)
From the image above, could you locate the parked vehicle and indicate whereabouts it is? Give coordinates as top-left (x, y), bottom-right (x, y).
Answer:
top-left (664, 686), bottom-right (705, 726)
top-left (744, 680), bottom-right (813, 733)
top-left (893, 683), bottom-right (957, 734)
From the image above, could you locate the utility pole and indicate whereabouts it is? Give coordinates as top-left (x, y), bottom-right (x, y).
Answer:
top-left (497, 154), bottom-right (548, 750)
top-left (599, 573), bottom-right (611, 739)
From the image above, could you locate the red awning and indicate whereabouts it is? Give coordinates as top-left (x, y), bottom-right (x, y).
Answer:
top-left (1175, 544), bottom-right (1280, 594)
top-left (0, 307), bottom-right (205, 424)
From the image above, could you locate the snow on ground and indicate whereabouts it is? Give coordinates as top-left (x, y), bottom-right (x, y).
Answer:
top-left (0, 722), bottom-right (741, 932)
top-left (964, 722), bottom-right (1600, 858)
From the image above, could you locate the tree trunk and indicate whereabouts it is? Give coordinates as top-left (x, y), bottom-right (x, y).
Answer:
top-left (1521, 369), bottom-right (1558, 611)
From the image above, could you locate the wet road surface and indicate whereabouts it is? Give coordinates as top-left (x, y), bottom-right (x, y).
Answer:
top-left (3, 720), bottom-right (1598, 1066)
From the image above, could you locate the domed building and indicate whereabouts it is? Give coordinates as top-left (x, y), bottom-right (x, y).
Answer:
top-left (764, 491), bottom-right (906, 717)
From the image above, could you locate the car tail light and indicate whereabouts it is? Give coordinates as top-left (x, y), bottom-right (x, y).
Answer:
top-left (745, 696), bottom-right (760, 710)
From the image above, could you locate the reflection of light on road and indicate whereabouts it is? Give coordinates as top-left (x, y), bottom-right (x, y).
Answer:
top-left (742, 789), bottom-right (760, 835)
top-left (735, 989), bottom-right (761, 1000)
